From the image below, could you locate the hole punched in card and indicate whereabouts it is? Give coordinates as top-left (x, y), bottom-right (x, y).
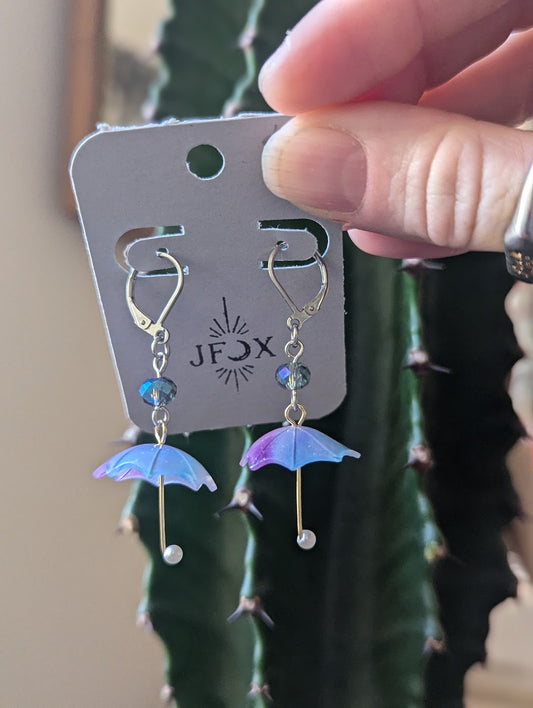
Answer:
top-left (70, 114), bottom-right (347, 434)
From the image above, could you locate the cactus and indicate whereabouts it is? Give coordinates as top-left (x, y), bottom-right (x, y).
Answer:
top-left (119, 2), bottom-right (522, 707)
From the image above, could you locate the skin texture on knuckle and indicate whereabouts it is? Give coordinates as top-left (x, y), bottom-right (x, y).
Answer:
top-left (420, 123), bottom-right (484, 250)
top-left (321, 104), bottom-right (491, 249)
top-left (405, 116), bottom-right (529, 252)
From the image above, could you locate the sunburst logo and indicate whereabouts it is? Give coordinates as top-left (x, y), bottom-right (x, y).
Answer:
top-left (189, 297), bottom-right (276, 391)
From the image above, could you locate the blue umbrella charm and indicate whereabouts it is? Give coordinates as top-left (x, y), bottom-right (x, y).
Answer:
top-left (93, 251), bottom-right (217, 565)
top-left (94, 443), bottom-right (216, 566)
top-left (94, 444), bottom-right (217, 491)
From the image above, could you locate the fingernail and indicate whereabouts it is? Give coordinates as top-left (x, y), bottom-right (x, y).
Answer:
top-left (262, 127), bottom-right (367, 215)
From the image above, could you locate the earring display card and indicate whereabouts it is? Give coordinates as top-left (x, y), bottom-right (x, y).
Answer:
top-left (71, 114), bottom-right (346, 434)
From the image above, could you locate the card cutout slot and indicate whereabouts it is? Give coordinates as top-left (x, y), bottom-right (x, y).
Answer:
top-left (259, 219), bottom-right (329, 269)
top-left (118, 226), bottom-right (186, 275)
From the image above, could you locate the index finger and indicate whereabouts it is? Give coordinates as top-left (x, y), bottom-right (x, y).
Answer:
top-left (259, 0), bottom-right (533, 114)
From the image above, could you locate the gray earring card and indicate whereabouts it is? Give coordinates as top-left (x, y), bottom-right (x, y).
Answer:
top-left (70, 114), bottom-right (347, 434)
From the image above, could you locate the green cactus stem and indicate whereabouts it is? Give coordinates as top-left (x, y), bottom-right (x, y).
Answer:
top-left (233, 246), bottom-right (433, 707)
top-left (125, 1), bottom-right (445, 706)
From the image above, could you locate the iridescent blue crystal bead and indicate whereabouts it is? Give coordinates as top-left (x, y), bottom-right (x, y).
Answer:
top-left (139, 377), bottom-right (177, 406)
top-left (275, 362), bottom-right (311, 390)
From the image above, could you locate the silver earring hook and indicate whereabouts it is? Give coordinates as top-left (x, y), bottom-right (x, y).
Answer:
top-left (267, 242), bottom-right (329, 327)
top-left (126, 251), bottom-right (184, 338)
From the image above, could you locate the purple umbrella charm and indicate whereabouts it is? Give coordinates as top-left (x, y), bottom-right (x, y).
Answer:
top-left (249, 242), bottom-right (362, 550)
top-left (241, 424), bottom-right (360, 550)
top-left (240, 425), bottom-right (360, 471)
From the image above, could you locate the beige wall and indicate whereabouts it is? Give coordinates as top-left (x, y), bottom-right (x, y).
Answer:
top-left (0, 2), bottom-right (164, 706)
top-left (108, 0), bottom-right (168, 49)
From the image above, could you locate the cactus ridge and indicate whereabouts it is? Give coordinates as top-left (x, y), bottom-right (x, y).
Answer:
top-left (153, 0), bottom-right (252, 121)
top-left (222, 0), bottom-right (267, 117)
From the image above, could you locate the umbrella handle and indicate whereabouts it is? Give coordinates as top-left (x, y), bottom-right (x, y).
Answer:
top-left (296, 468), bottom-right (316, 550)
top-left (159, 475), bottom-right (184, 565)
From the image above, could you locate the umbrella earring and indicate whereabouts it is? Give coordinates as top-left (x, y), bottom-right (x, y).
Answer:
top-left (240, 243), bottom-right (360, 550)
top-left (93, 251), bottom-right (217, 565)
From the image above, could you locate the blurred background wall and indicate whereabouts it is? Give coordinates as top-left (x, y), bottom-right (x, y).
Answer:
top-left (0, 2), bottom-right (166, 706)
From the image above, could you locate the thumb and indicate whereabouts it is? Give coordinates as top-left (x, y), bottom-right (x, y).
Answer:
top-left (262, 103), bottom-right (533, 255)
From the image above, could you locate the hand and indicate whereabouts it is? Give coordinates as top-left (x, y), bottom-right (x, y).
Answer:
top-left (259, 0), bottom-right (533, 258)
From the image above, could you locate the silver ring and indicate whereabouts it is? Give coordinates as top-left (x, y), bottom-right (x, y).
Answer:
top-left (505, 163), bottom-right (533, 283)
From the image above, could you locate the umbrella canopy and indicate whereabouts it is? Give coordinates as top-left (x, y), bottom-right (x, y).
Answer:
top-left (240, 425), bottom-right (361, 471)
top-left (93, 443), bottom-right (217, 491)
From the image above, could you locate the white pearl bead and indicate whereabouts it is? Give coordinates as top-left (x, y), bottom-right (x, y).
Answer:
top-left (297, 529), bottom-right (317, 550)
top-left (163, 544), bottom-right (184, 565)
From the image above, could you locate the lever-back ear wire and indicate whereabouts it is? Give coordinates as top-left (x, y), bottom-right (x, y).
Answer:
top-left (240, 242), bottom-right (360, 550)
top-left (267, 242), bottom-right (329, 327)
top-left (126, 251), bottom-right (184, 337)
top-left (93, 250), bottom-right (217, 566)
